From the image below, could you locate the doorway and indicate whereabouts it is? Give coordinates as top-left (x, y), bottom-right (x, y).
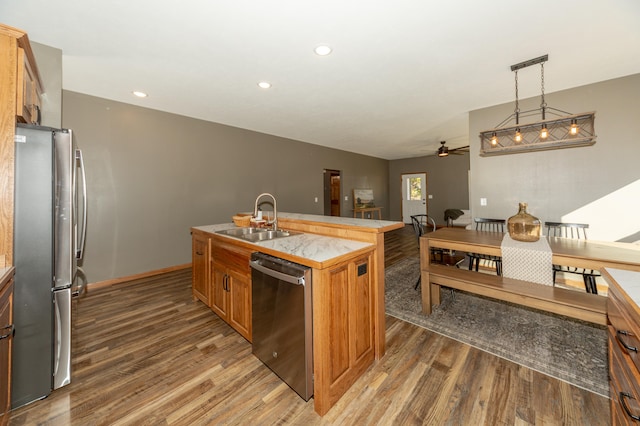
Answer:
top-left (401, 173), bottom-right (427, 223)
top-left (323, 169), bottom-right (341, 216)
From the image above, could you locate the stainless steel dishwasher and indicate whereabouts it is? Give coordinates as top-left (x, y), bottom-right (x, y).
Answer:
top-left (250, 252), bottom-right (313, 401)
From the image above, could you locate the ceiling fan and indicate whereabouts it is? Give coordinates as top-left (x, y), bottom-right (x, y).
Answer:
top-left (437, 141), bottom-right (469, 157)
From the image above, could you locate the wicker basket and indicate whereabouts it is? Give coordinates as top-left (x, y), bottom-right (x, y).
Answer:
top-left (232, 214), bottom-right (251, 227)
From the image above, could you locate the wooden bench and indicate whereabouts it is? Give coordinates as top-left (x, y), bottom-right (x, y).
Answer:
top-left (427, 264), bottom-right (607, 325)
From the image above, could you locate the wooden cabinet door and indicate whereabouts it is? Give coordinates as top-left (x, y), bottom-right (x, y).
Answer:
top-left (191, 233), bottom-right (209, 305)
top-left (210, 265), bottom-right (229, 320)
top-left (0, 279), bottom-right (14, 424)
top-left (227, 268), bottom-right (251, 341)
top-left (210, 239), bottom-right (252, 341)
top-left (313, 253), bottom-right (375, 415)
top-left (351, 258), bottom-right (374, 362)
top-left (16, 47), bottom-right (41, 125)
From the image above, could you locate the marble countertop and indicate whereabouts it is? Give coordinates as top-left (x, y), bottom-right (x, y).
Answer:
top-left (605, 268), bottom-right (640, 306)
top-left (192, 223), bottom-right (374, 264)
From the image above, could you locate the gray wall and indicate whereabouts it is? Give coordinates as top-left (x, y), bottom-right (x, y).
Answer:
top-left (388, 152), bottom-right (470, 224)
top-left (469, 73), bottom-right (640, 243)
top-left (62, 91), bottom-right (389, 283)
top-left (32, 41), bottom-right (62, 128)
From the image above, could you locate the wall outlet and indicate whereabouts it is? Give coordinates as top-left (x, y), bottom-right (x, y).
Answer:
top-left (480, 198), bottom-right (487, 206)
top-left (344, 195), bottom-right (348, 201)
top-left (314, 197), bottom-right (318, 203)
top-left (428, 194), bottom-right (433, 199)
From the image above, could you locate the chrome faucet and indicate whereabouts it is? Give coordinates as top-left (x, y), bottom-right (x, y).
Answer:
top-left (254, 192), bottom-right (278, 231)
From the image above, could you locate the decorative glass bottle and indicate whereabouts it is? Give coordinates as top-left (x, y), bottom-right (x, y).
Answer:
top-left (507, 202), bottom-right (541, 242)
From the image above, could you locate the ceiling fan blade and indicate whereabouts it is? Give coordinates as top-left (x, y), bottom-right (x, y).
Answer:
top-left (448, 145), bottom-right (470, 155)
top-left (436, 142), bottom-right (469, 157)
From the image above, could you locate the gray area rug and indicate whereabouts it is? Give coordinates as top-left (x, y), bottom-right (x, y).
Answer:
top-left (385, 256), bottom-right (609, 397)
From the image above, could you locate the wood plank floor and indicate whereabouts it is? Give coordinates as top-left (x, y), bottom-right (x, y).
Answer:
top-left (8, 226), bottom-right (609, 425)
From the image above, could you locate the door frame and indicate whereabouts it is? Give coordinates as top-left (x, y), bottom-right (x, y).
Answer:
top-left (323, 169), bottom-right (341, 216)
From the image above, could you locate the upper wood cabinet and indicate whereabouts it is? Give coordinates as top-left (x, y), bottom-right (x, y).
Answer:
top-left (16, 46), bottom-right (42, 125)
top-left (0, 24), bottom-right (44, 266)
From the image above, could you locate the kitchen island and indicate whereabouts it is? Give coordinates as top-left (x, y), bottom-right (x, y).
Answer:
top-left (191, 213), bottom-right (403, 415)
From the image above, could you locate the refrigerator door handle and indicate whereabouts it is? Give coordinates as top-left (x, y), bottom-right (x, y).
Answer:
top-left (72, 267), bottom-right (87, 298)
top-left (53, 288), bottom-right (71, 389)
top-left (76, 148), bottom-right (87, 260)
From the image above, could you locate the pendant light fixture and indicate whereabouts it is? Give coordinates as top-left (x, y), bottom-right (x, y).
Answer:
top-left (479, 55), bottom-right (596, 156)
top-left (513, 69), bottom-right (522, 143)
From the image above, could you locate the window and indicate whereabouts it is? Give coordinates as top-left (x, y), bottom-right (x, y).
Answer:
top-left (407, 177), bottom-right (422, 201)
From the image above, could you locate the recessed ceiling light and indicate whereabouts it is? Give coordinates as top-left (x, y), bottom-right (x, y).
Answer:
top-left (257, 81), bottom-right (272, 89)
top-left (314, 45), bottom-right (332, 56)
top-left (132, 91), bottom-right (148, 98)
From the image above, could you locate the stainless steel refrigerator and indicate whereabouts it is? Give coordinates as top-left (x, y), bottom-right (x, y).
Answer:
top-left (12, 123), bottom-right (87, 408)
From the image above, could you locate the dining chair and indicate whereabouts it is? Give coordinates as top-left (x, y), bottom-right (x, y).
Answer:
top-left (545, 222), bottom-right (600, 294)
top-left (410, 214), bottom-right (441, 289)
top-left (467, 218), bottom-right (505, 275)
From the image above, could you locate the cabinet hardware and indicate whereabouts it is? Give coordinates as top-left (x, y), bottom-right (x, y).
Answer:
top-left (0, 324), bottom-right (14, 340)
top-left (620, 392), bottom-right (640, 421)
top-left (195, 251), bottom-right (204, 256)
top-left (223, 274), bottom-right (231, 292)
top-left (617, 330), bottom-right (638, 353)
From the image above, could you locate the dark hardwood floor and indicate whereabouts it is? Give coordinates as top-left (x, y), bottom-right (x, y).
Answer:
top-left (384, 224), bottom-right (418, 268)
top-left (7, 225), bottom-right (609, 425)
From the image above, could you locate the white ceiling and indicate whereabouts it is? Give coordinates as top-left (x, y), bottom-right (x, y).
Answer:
top-left (2, 1), bottom-right (640, 160)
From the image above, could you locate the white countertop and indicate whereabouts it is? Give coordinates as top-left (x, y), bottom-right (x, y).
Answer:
top-left (192, 223), bottom-right (374, 264)
top-left (606, 268), bottom-right (640, 306)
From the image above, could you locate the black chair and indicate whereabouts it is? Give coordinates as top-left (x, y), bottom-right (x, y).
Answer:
top-left (410, 214), bottom-right (441, 289)
top-left (467, 218), bottom-right (505, 275)
top-left (545, 222), bottom-right (600, 294)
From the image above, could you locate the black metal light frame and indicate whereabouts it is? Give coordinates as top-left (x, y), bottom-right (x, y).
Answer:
top-left (479, 55), bottom-right (597, 157)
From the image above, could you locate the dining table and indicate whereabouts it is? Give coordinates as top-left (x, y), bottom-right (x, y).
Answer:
top-left (419, 227), bottom-right (640, 315)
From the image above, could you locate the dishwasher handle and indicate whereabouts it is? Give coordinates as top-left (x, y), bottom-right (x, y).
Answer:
top-left (250, 260), bottom-right (306, 286)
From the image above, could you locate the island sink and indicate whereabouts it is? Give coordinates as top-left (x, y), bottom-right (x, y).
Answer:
top-left (216, 227), bottom-right (298, 242)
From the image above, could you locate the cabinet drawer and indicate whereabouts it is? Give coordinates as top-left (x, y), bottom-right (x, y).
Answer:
top-left (211, 241), bottom-right (250, 274)
top-left (610, 328), bottom-right (640, 424)
top-left (609, 289), bottom-right (640, 373)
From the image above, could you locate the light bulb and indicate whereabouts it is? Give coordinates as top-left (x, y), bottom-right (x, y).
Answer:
top-left (514, 128), bottom-right (522, 143)
top-left (314, 45), bottom-right (332, 56)
top-left (540, 125), bottom-right (549, 139)
top-left (490, 133), bottom-right (498, 146)
top-left (570, 120), bottom-right (579, 135)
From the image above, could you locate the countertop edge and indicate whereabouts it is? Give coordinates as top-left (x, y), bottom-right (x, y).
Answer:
top-left (603, 268), bottom-right (640, 313)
